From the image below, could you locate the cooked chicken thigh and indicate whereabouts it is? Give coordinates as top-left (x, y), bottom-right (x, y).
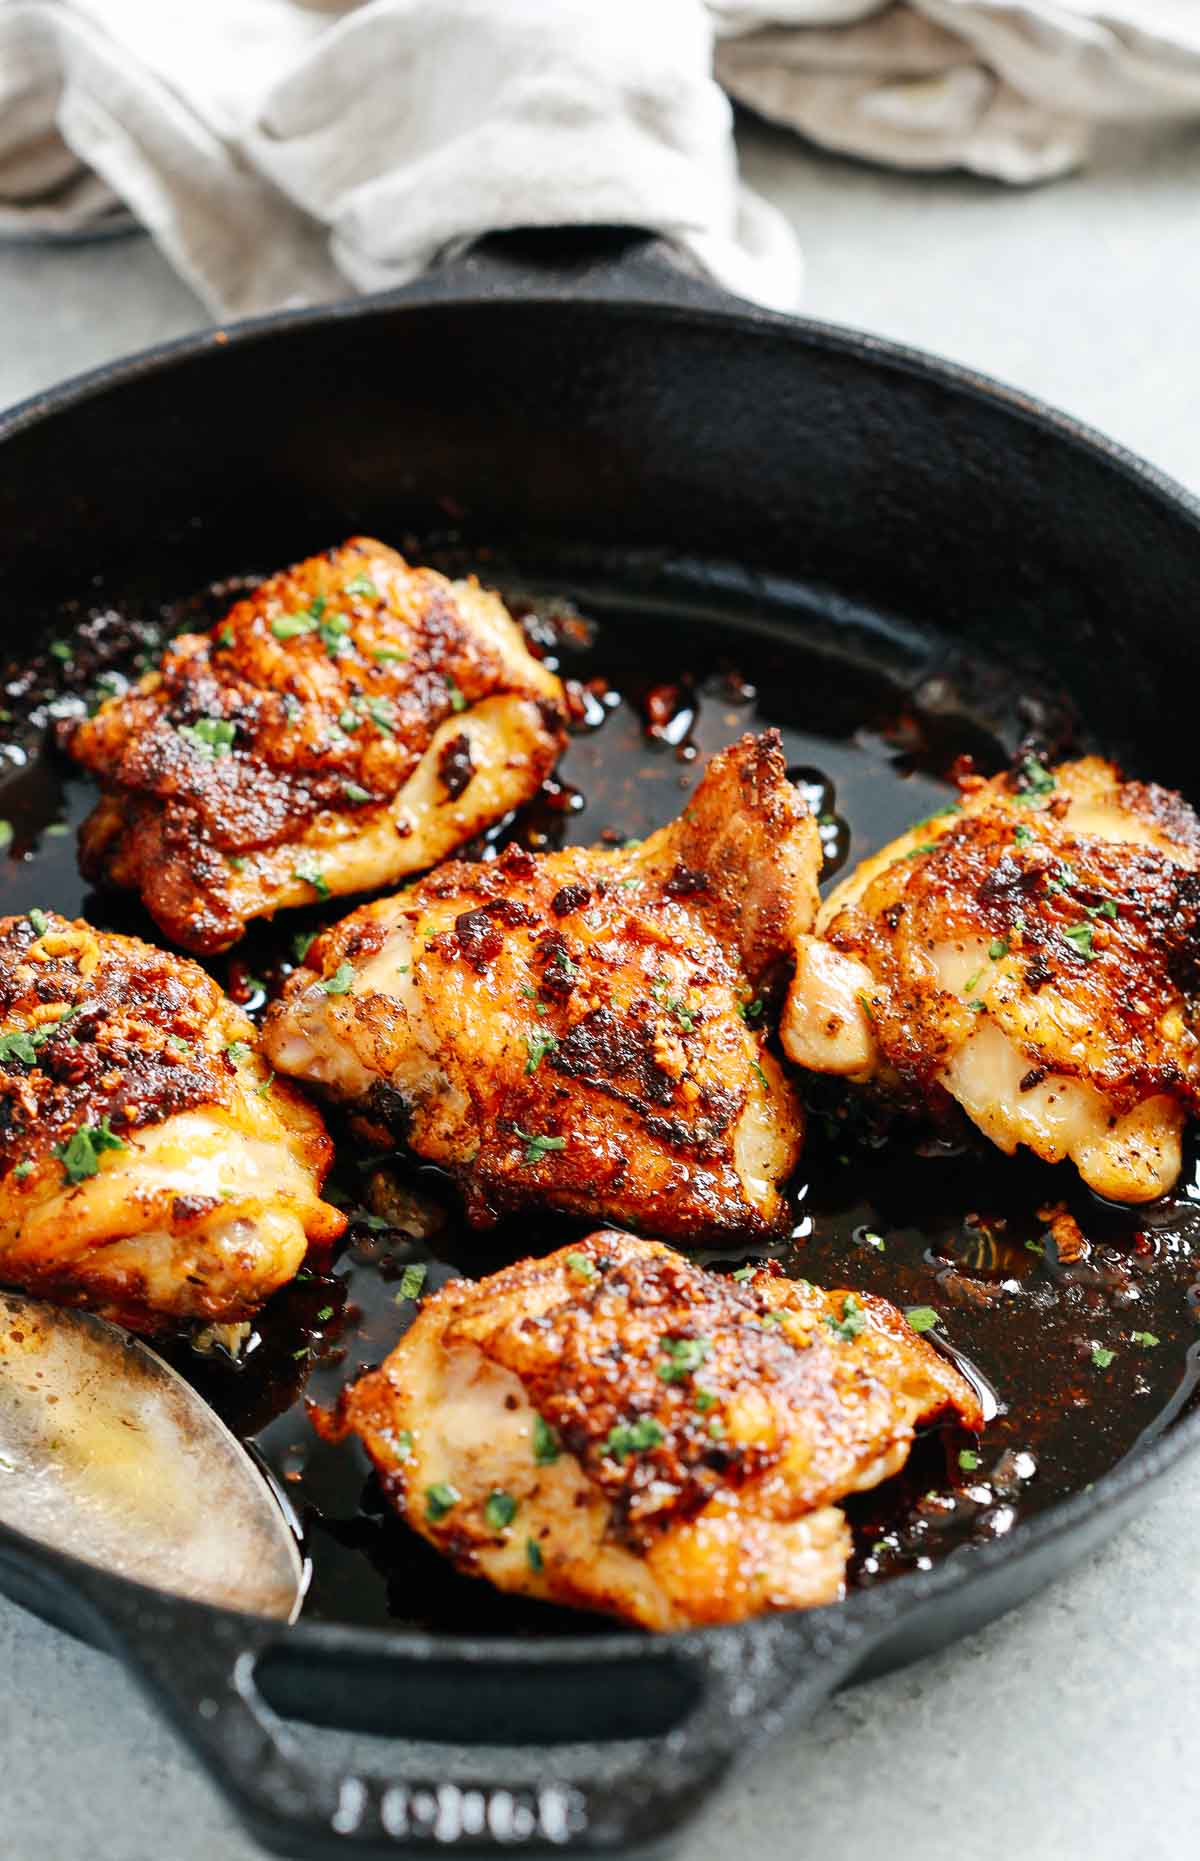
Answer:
top-left (62, 539), bottom-right (566, 953)
top-left (784, 756), bottom-right (1200, 1202)
top-left (0, 912), bottom-right (344, 1330)
top-left (265, 733), bottom-right (819, 1243)
top-left (338, 1231), bottom-right (981, 1630)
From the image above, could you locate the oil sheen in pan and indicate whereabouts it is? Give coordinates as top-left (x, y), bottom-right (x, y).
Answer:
top-left (3, 571), bottom-right (1199, 1638)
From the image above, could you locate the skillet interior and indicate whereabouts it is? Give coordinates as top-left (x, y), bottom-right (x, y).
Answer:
top-left (3, 260), bottom-right (1200, 1684)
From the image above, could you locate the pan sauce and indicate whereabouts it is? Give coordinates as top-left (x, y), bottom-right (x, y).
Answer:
top-left (3, 567), bottom-right (1198, 1636)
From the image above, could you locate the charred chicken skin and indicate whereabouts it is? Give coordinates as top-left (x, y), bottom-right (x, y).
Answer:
top-left (784, 755), bottom-right (1200, 1202)
top-left (338, 1231), bottom-right (981, 1630)
top-left (264, 732), bottom-right (819, 1243)
top-left (62, 539), bottom-right (566, 954)
top-left (0, 912), bottom-right (344, 1330)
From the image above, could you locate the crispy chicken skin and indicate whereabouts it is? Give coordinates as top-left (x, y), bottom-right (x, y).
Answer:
top-left (784, 755), bottom-right (1200, 1202)
top-left (62, 539), bottom-right (566, 954)
top-left (337, 1232), bottom-right (981, 1630)
top-left (264, 733), bottom-right (819, 1242)
top-left (0, 912), bottom-right (344, 1330)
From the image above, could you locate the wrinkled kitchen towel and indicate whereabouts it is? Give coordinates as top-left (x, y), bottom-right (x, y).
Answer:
top-left (0, 0), bottom-right (800, 316)
top-left (3, 2), bottom-right (1200, 321)
top-left (714, 2), bottom-right (1200, 184)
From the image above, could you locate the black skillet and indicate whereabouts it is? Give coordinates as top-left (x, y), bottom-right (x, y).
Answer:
top-left (2, 229), bottom-right (1200, 1861)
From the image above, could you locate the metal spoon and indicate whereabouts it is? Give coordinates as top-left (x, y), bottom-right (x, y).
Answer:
top-left (0, 1291), bottom-right (303, 1621)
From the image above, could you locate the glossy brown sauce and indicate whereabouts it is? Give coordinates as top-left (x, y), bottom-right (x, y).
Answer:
top-left (3, 571), bottom-right (1198, 1636)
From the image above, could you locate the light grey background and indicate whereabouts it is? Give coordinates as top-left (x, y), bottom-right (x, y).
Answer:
top-left (2, 116), bottom-right (1198, 1861)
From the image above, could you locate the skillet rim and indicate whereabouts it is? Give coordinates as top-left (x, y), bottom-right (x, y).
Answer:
top-left (1, 279), bottom-right (1199, 1662)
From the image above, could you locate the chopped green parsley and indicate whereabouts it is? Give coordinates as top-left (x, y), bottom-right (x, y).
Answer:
top-left (178, 717), bottom-right (236, 757)
top-left (1062, 922), bottom-right (1095, 960)
top-left (513, 1127), bottom-right (566, 1165)
top-left (484, 1490), bottom-right (517, 1532)
top-left (958, 1449), bottom-right (980, 1472)
top-left (293, 860), bottom-right (331, 900)
top-left (292, 930), bottom-right (316, 963)
top-left (824, 1293), bottom-right (867, 1342)
top-left (345, 574), bottom-right (377, 599)
top-left (1131, 1331), bottom-right (1160, 1348)
top-left (905, 1306), bottom-right (941, 1335)
top-left (1091, 1344), bottom-right (1115, 1369)
top-left (397, 1263), bottom-right (427, 1302)
top-left (425, 1482), bottom-right (460, 1522)
top-left (524, 1030), bottom-right (558, 1075)
top-left (532, 1414), bottom-right (560, 1464)
top-left (27, 909), bottom-right (49, 938)
top-left (319, 962), bottom-right (355, 995)
top-left (656, 1336), bottom-right (711, 1383)
top-left (526, 1537), bottom-right (544, 1572)
top-left (988, 937), bottom-right (1008, 960)
top-left (566, 1251), bottom-right (598, 1282)
top-left (1014, 754), bottom-right (1055, 804)
top-left (53, 1118), bottom-right (127, 1185)
top-left (604, 1416), bottom-right (665, 1460)
top-left (342, 781), bottom-right (372, 805)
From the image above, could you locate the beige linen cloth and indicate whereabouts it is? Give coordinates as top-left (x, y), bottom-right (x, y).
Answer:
top-left (1, 0), bottom-right (1199, 319)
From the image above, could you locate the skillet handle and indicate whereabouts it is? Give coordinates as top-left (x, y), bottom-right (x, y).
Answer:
top-left (379, 225), bottom-right (756, 315)
top-left (50, 1557), bottom-right (870, 1861)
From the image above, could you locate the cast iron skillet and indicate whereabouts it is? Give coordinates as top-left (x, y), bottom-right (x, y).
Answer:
top-left (2, 230), bottom-right (1200, 1861)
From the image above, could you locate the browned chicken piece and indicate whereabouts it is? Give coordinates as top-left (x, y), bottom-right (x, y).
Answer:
top-left (264, 732), bottom-right (819, 1243)
top-left (0, 911), bottom-right (344, 1330)
top-left (337, 1231), bottom-right (981, 1630)
top-left (61, 538), bottom-right (566, 954)
top-left (783, 755), bottom-right (1200, 1202)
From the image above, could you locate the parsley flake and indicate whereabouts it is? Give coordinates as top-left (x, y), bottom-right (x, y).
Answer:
top-left (27, 909), bottom-right (49, 938)
top-left (371, 645), bottom-right (407, 663)
top-left (905, 1306), bottom-right (940, 1335)
top-left (1014, 754), bottom-right (1055, 804)
top-left (393, 1430), bottom-right (414, 1462)
top-left (1131, 1331), bottom-right (1160, 1348)
top-left (318, 962), bottom-right (354, 996)
top-left (53, 1118), bottom-right (127, 1185)
top-left (988, 937), bottom-right (1009, 960)
top-left (294, 861), bottom-right (331, 900)
top-left (318, 613), bottom-right (351, 655)
top-left (342, 781), bottom-right (373, 805)
top-left (566, 1251), bottom-right (598, 1282)
top-left (346, 574), bottom-right (378, 599)
top-left (824, 1293), bottom-right (867, 1342)
top-left (513, 1127), bottom-right (566, 1165)
top-left (0, 822), bottom-right (12, 853)
top-left (397, 1263), bottom-right (427, 1301)
top-left (532, 1414), bottom-right (560, 1464)
top-left (1062, 922), bottom-right (1095, 960)
top-left (178, 717), bottom-right (236, 758)
top-left (526, 1537), bottom-right (544, 1572)
top-left (292, 930), bottom-right (316, 963)
top-left (425, 1482), bottom-right (460, 1522)
top-left (656, 1336), bottom-right (711, 1383)
top-left (1091, 1344), bottom-right (1115, 1369)
top-left (604, 1416), bottom-right (665, 1460)
top-left (225, 1040), bottom-right (252, 1064)
top-left (446, 676), bottom-right (467, 714)
top-left (731, 1266), bottom-right (754, 1282)
top-left (1013, 824), bottom-right (1034, 848)
top-left (484, 1490), bottom-right (517, 1532)
top-left (524, 1030), bottom-right (558, 1075)
top-left (738, 997), bottom-right (764, 1024)
top-left (958, 1449), bottom-right (980, 1472)
top-left (12, 1161), bottom-right (33, 1181)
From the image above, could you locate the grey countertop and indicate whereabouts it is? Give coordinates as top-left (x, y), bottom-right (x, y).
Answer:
top-left (3, 117), bottom-right (1200, 1861)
